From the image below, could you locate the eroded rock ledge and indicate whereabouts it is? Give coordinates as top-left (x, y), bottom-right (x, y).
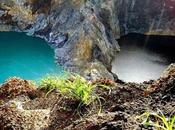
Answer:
top-left (0, 0), bottom-right (175, 79)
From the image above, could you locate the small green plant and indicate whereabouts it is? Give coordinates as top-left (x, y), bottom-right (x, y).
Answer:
top-left (39, 76), bottom-right (69, 95)
top-left (39, 75), bottom-right (99, 106)
top-left (136, 110), bottom-right (175, 130)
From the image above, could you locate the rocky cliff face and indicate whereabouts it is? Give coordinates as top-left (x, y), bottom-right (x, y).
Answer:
top-left (0, 0), bottom-right (175, 79)
top-left (116, 0), bottom-right (175, 36)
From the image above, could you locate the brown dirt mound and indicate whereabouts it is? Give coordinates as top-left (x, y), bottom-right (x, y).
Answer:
top-left (0, 77), bottom-right (40, 102)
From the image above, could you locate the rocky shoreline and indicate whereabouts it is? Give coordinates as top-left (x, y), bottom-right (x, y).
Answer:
top-left (0, 64), bottom-right (174, 130)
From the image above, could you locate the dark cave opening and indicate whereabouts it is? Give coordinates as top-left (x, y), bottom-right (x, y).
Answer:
top-left (112, 33), bottom-right (175, 83)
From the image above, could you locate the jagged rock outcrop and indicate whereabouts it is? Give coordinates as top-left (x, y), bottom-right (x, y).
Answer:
top-left (0, 0), bottom-right (175, 79)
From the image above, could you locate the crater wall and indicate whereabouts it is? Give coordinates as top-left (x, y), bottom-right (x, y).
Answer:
top-left (0, 0), bottom-right (174, 79)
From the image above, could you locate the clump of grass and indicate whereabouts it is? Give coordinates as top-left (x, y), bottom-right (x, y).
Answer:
top-left (136, 110), bottom-right (175, 130)
top-left (39, 76), bottom-right (68, 95)
top-left (39, 75), bottom-right (99, 106)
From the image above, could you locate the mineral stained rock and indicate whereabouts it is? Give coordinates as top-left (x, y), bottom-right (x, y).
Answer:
top-left (0, 0), bottom-right (175, 79)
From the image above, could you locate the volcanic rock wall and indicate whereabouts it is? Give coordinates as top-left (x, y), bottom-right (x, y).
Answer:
top-left (0, 0), bottom-right (175, 79)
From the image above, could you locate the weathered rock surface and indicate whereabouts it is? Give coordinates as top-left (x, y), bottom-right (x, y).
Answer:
top-left (0, 100), bottom-right (50, 130)
top-left (0, 77), bottom-right (39, 101)
top-left (0, 0), bottom-right (175, 79)
top-left (145, 63), bottom-right (175, 96)
top-left (0, 64), bottom-right (174, 130)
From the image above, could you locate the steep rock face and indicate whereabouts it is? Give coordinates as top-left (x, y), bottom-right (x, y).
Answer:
top-left (0, 0), bottom-right (118, 79)
top-left (0, 0), bottom-right (175, 79)
top-left (116, 0), bottom-right (175, 36)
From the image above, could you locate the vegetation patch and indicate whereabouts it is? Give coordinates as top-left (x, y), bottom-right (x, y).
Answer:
top-left (136, 110), bottom-right (175, 130)
top-left (39, 75), bottom-right (103, 106)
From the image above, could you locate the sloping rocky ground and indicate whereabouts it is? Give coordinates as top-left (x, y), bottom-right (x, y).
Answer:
top-left (0, 64), bottom-right (174, 130)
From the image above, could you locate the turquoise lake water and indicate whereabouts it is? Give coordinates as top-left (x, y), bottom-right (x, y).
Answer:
top-left (0, 32), bottom-right (64, 83)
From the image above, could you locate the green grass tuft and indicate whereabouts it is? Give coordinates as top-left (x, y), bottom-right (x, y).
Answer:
top-left (39, 75), bottom-right (99, 106)
top-left (136, 110), bottom-right (175, 130)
